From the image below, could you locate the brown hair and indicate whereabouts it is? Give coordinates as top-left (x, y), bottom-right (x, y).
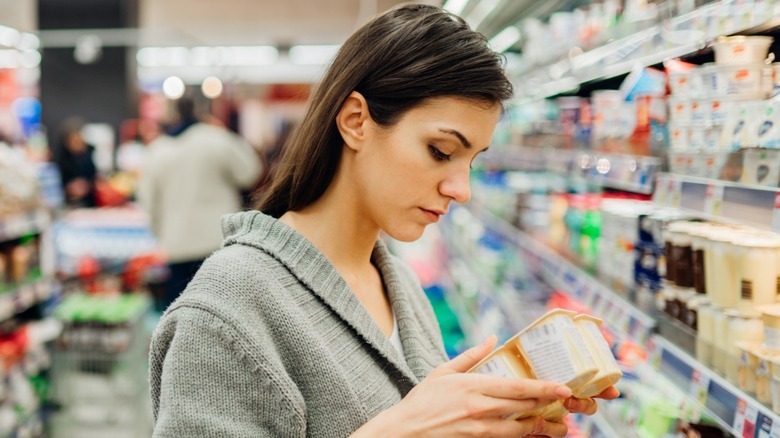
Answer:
top-left (256, 4), bottom-right (513, 217)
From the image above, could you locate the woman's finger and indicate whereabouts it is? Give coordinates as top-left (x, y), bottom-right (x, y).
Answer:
top-left (474, 376), bottom-right (571, 401)
top-left (594, 386), bottom-right (620, 400)
top-left (564, 397), bottom-right (598, 415)
top-left (473, 397), bottom-right (562, 419)
top-left (432, 336), bottom-right (498, 376)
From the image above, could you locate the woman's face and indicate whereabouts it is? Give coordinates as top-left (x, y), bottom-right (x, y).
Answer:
top-left (354, 96), bottom-right (501, 242)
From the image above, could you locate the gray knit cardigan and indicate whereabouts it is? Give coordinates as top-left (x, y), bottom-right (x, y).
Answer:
top-left (149, 211), bottom-right (449, 437)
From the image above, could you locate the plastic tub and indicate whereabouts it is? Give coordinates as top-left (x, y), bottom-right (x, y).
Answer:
top-left (669, 123), bottom-right (690, 152)
top-left (669, 97), bottom-right (692, 123)
top-left (690, 99), bottom-right (709, 125)
top-left (696, 303), bottom-right (715, 367)
top-left (669, 70), bottom-right (693, 96)
top-left (726, 309), bottom-right (764, 384)
top-left (716, 64), bottom-right (769, 99)
top-left (737, 341), bottom-right (762, 395)
top-left (736, 238), bottom-right (780, 311)
top-left (759, 304), bottom-right (780, 351)
top-left (741, 148), bottom-right (780, 187)
top-left (713, 36), bottom-right (773, 66)
top-left (514, 309), bottom-right (599, 390)
top-left (709, 98), bottom-right (729, 125)
top-left (572, 315), bottom-right (623, 398)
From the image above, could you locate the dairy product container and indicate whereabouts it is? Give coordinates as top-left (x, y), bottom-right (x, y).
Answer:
top-left (741, 148), bottom-right (780, 187)
top-left (571, 315), bottom-right (623, 398)
top-left (696, 303), bottom-right (715, 367)
top-left (709, 98), bottom-right (728, 125)
top-left (736, 341), bottom-right (762, 394)
top-left (757, 101), bottom-right (780, 149)
top-left (716, 64), bottom-right (769, 99)
top-left (760, 304), bottom-right (780, 351)
top-left (712, 306), bottom-right (729, 375)
top-left (669, 123), bottom-right (690, 152)
top-left (713, 36), bottom-right (773, 66)
top-left (757, 351), bottom-right (777, 404)
top-left (736, 238), bottom-right (780, 311)
top-left (725, 309), bottom-right (764, 384)
top-left (515, 309), bottom-right (599, 390)
top-left (772, 356), bottom-right (780, 414)
top-left (690, 99), bottom-right (709, 125)
top-left (669, 97), bottom-right (692, 124)
top-left (706, 232), bottom-right (740, 309)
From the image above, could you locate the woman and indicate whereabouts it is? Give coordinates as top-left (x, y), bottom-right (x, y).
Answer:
top-left (150, 4), bottom-right (617, 437)
top-left (54, 117), bottom-right (98, 208)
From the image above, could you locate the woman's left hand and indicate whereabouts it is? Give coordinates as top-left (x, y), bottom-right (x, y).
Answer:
top-left (563, 386), bottom-right (620, 416)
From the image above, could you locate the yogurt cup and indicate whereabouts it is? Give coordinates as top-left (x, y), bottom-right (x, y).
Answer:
top-left (736, 341), bottom-right (763, 395)
top-left (571, 315), bottom-right (623, 398)
top-left (713, 36), bottom-right (773, 66)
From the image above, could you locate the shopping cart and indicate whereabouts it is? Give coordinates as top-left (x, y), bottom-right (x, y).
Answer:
top-left (47, 295), bottom-right (152, 438)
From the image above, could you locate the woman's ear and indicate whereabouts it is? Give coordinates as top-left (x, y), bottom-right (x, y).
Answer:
top-left (336, 91), bottom-right (371, 152)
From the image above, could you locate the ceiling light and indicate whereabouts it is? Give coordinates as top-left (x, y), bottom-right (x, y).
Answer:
top-left (288, 45), bottom-right (340, 65)
top-left (442, 0), bottom-right (469, 15)
top-left (162, 76), bottom-right (185, 99)
top-left (201, 76), bottom-right (223, 99)
top-left (488, 26), bottom-right (520, 53)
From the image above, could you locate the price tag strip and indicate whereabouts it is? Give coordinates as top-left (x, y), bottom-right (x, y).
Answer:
top-left (705, 184), bottom-right (725, 217)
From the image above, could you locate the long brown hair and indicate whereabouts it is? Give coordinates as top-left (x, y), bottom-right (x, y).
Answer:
top-left (256, 4), bottom-right (513, 217)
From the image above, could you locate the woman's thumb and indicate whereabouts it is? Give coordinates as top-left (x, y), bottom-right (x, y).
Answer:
top-left (432, 335), bottom-right (497, 376)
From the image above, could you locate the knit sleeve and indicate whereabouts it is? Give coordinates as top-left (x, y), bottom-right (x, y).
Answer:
top-left (150, 306), bottom-right (306, 438)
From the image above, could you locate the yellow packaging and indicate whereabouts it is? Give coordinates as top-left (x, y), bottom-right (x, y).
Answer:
top-left (514, 309), bottom-right (599, 391)
top-left (571, 315), bottom-right (623, 398)
top-left (735, 341), bottom-right (761, 394)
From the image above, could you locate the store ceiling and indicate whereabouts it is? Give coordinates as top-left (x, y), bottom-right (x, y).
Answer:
top-left (138, 0), bottom-right (435, 47)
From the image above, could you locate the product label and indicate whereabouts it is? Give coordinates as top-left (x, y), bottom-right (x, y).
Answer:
top-left (773, 193), bottom-right (780, 232)
top-left (689, 369), bottom-right (711, 406)
top-left (520, 318), bottom-right (578, 384)
top-left (766, 326), bottom-right (780, 350)
top-left (704, 184), bottom-right (725, 217)
top-left (475, 355), bottom-right (515, 380)
top-left (733, 399), bottom-right (759, 438)
top-left (742, 280), bottom-right (754, 300)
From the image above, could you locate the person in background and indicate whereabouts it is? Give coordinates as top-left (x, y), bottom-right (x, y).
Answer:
top-left (137, 97), bottom-right (262, 312)
top-left (149, 5), bottom-right (617, 438)
top-left (53, 117), bottom-right (98, 208)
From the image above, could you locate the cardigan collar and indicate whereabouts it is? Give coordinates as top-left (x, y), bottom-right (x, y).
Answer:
top-left (221, 210), bottom-right (430, 389)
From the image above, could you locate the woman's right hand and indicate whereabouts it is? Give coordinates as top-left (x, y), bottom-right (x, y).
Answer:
top-left (353, 336), bottom-right (573, 437)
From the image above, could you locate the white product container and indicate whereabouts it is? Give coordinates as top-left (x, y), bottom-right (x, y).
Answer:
top-left (690, 99), bottom-right (710, 125)
top-left (571, 315), bottom-right (622, 398)
top-left (669, 70), bottom-right (693, 96)
top-left (669, 123), bottom-right (690, 152)
top-left (736, 238), bottom-right (780, 312)
top-left (741, 148), bottom-right (780, 187)
top-left (713, 36), bottom-right (773, 66)
top-left (717, 64), bottom-right (769, 99)
top-left (707, 232), bottom-right (740, 309)
top-left (669, 97), bottom-right (692, 123)
top-left (736, 341), bottom-right (762, 394)
top-left (759, 304), bottom-right (780, 351)
top-left (757, 101), bottom-right (780, 149)
top-left (699, 63), bottom-right (719, 97)
top-left (726, 309), bottom-right (764, 384)
top-left (704, 125), bottom-right (724, 152)
top-left (689, 126), bottom-right (706, 151)
top-left (696, 302), bottom-right (715, 367)
top-left (712, 305), bottom-right (729, 375)
top-left (709, 97), bottom-right (729, 125)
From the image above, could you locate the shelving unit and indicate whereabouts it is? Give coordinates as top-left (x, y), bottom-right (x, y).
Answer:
top-left (479, 148), bottom-right (660, 194)
top-left (0, 278), bottom-right (59, 322)
top-left (511, 0), bottom-right (780, 101)
top-left (649, 335), bottom-right (780, 437)
top-left (654, 173), bottom-right (780, 232)
top-left (464, 202), bottom-right (656, 345)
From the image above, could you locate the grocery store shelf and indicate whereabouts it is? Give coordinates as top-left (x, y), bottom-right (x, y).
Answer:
top-left (0, 210), bottom-right (49, 243)
top-left (654, 173), bottom-right (780, 232)
top-left (465, 203), bottom-right (656, 345)
top-left (650, 335), bottom-right (780, 437)
top-left (512, 0), bottom-right (779, 101)
top-left (0, 278), bottom-right (58, 322)
top-left (478, 147), bottom-right (660, 194)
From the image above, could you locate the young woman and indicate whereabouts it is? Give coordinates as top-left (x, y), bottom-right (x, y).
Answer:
top-left (149, 4), bottom-right (617, 437)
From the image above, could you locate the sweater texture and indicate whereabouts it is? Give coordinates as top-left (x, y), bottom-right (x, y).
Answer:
top-left (149, 210), bottom-right (448, 437)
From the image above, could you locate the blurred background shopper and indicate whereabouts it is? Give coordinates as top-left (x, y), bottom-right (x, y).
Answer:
top-left (149, 5), bottom-right (615, 437)
top-left (138, 97), bottom-right (262, 311)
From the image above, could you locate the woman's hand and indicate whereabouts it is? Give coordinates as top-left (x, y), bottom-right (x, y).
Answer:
top-left (563, 386), bottom-right (620, 415)
top-left (352, 336), bottom-right (575, 437)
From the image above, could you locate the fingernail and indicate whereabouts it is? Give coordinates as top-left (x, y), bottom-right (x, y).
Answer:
top-left (481, 335), bottom-right (496, 347)
top-left (556, 386), bottom-right (572, 399)
top-left (564, 398), bottom-right (576, 410)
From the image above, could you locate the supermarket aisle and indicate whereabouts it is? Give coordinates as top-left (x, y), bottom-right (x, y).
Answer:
top-left (3, 0), bottom-right (780, 437)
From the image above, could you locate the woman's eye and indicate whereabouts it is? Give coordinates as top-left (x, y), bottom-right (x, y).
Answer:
top-left (428, 145), bottom-right (451, 162)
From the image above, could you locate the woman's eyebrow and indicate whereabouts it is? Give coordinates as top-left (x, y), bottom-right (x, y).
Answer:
top-left (438, 128), bottom-right (471, 149)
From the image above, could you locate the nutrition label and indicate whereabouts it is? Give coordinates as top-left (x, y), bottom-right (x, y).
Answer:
top-left (519, 318), bottom-right (579, 384)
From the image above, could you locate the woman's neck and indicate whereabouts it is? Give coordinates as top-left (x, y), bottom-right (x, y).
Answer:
top-left (278, 180), bottom-right (379, 276)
